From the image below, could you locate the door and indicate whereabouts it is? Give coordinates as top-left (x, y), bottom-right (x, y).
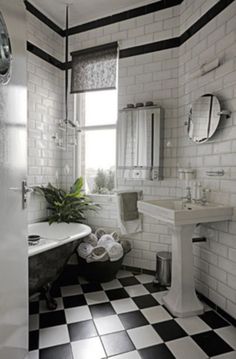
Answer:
top-left (0, 2), bottom-right (28, 359)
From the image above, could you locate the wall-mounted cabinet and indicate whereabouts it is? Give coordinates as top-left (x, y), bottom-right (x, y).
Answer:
top-left (117, 107), bottom-right (164, 180)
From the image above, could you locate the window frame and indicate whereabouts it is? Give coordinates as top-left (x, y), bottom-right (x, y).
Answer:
top-left (74, 92), bottom-right (117, 195)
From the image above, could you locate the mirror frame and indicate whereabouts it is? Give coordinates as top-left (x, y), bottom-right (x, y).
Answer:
top-left (187, 94), bottom-right (221, 144)
top-left (0, 11), bottom-right (12, 86)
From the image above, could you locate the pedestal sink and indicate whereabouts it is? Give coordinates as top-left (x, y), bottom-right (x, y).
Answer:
top-left (137, 199), bottom-right (233, 317)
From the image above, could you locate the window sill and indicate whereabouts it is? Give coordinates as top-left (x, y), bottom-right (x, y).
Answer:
top-left (87, 193), bottom-right (116, 203)
top-left (87, 193), bottom-right (116, 198)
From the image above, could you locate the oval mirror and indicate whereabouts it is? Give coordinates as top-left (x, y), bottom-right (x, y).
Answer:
top-left (187, 94), bottom-right (221, 143)
top-left (0, 11), bottom-right (12, 85)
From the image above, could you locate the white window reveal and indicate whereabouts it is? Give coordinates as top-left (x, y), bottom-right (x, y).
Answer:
top-left (77, 89), bottom-right (117, 194)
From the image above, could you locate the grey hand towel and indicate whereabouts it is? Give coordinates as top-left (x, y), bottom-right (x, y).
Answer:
top-left (120, 192), bottom-right (139, 221)
top-left (117, 191), bottom-right (142, 234)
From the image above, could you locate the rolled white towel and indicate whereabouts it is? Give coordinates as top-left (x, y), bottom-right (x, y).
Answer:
top-left (95, 228), bottom-right (106, 239)
top-left (83, 233), bottom-right (98, 247)
top-left (78, 243), bottom-right (93, 259)
top-left (120, 239), bottom-right (131, 254)
top-left (108, 242), bottom-right (123, 262)
top-left (86, 246), bottom-right (109, 263)
top-left (98, 234), bottom-right (115, 247)
top-left (111, 231), bottom-right (120, 242)
top-left (98, 235), bottom-right (123, 262)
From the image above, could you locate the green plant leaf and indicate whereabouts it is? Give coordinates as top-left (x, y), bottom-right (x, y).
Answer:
top-left (36, 177), bottom-right (100, 224)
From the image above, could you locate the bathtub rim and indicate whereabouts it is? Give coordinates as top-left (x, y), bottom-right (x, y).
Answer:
top-left (28, 222), bottom-right (91, 257)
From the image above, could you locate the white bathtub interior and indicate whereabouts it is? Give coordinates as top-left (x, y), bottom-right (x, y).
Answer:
top-left (28, 222), bottom-right (91, 257)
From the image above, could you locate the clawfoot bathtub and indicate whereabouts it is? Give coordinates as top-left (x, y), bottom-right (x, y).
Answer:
top-left (28, 222), bottom-right (91, 309)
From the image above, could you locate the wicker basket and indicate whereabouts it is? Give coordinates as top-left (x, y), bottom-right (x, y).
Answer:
top-left (78, 255), bottom-right (124, 282)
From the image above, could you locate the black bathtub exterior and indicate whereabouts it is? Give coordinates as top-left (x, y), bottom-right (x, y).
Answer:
top-left (29, 238), bottom-right (81, 296)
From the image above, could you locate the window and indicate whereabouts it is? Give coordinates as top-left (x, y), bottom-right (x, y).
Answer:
top-left (77, 89), bottom-right (117, 194)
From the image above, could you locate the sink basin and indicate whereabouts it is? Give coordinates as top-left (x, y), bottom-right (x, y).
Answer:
top-left (137, 198), bottom-right (233, 318)
top-left (137, 199), bottom-right (233, 225)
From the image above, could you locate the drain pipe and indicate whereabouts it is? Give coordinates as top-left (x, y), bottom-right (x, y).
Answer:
top-left (193, 223), bottom-right (207, 243)
top-left (192, 237), bottom-right (207, 243)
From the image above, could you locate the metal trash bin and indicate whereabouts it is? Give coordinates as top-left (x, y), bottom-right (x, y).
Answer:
top-left (156, 251), bottom-right (172, 286)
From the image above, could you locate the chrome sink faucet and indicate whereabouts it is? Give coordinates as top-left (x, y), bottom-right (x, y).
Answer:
top-left (199, 188), bottom-right (211, 206)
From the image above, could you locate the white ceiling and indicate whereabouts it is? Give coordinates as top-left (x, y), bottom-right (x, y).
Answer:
top-left (31, 0), bottom-right (155, 29)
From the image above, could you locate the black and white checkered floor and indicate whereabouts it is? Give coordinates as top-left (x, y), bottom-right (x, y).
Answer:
top-left (29, 268), bottom-right (236, 359)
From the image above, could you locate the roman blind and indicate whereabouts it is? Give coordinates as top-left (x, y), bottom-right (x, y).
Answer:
top-left (71, 42), bottom-right (118, 93)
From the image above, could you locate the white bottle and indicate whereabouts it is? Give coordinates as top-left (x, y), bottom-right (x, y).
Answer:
top-left (196, 182), bottom-right (202, 202)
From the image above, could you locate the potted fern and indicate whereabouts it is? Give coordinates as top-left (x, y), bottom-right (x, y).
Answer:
top-left (36, 177), bottom-right (99, 224)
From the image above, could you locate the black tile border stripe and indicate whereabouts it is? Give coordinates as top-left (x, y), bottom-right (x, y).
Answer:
top-left (27, 0), bottom-right (235, 68)
top-left (27, 42), bottom-right (64, 70)
top-left (197, 291), bottom-right (236, 327)
top-left (24, 0), bottom-right (64, 37)
top-left (119, 0), bottom-right (236, 58)
top-left (67, 0), bottom-right (183, 36)
top-left (120, 37), bottom-right (180, 58)
top-left (25, 0), bottom-right (235, 40)
top-left (25, 0), bottom-right (183, 37)
top-left (179, 0), bottom-right (235, 45)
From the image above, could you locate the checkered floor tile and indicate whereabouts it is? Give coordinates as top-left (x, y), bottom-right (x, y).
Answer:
top-left (29, 269), bottom-right (236, 359)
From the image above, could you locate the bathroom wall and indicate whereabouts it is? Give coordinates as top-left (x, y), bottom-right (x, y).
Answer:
top-left (68, 3), bottom-right (182, 239)
top-left (26, 0), bottom-right (236, 318)
top-left (27, 12), bottom-right (65, 222)
top-left (177, 0), bottom-right (236, 319)
top-left (67, 0), bottom-right (236, 318)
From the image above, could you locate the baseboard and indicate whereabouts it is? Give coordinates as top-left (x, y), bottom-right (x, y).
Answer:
top-left (197, 291), bottom-right (236, 327)
top-left (121, 264), bottom-right (156, 276)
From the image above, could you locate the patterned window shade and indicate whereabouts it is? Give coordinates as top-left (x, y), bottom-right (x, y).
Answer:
top-left (70, 42), bottom-right (118, 93)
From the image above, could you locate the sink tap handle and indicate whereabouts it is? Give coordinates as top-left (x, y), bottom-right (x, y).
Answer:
top-left (201, 188), bottom-right (211, 205)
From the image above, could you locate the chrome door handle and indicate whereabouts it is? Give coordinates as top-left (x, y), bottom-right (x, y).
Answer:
top-left (24, 186), bottom-right (34, 193)
top-left (9, 180), bottom-right (34, 209)
top-left (9, 187), bottom-right (21, 192)
top-left (9, 184), bottom-right (34, 193)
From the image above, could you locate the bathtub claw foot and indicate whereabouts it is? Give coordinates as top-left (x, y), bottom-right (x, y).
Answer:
top-left (46, 296), bottom-right (57, 310)
top-left (42, 284), bottom-right (58, 310)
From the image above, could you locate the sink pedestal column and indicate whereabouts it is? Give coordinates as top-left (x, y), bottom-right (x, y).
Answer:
top-left (162, 224), bottom-right (204, 317)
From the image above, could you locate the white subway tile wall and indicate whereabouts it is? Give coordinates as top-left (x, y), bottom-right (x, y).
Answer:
top-left (27, 1), bottom-right (236, 318)
top-left (178, 1), bottom-right (236, 318)
top-left (27, 13), bottom-right (65, 222)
